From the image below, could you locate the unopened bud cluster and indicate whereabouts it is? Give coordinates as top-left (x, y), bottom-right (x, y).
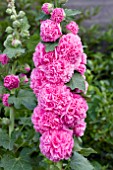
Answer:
top-left (5, 0), bottom-right (29, 49)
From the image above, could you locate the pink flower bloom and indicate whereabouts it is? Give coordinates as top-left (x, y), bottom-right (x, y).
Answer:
top-left (51, 8), bottom-right (65, 23)
top-left (43, 59), bottom-right (74, 84)
top-left (33, 43), bottom-right (57, 67)
top-left (2, 94), bottom-right (10, 107)
top-left (81, 53), bottom-right (87, 64)
top-left (4, 75), bottom-right (20, 90)
top-left (76, 63), bottom-right (86, 75)
top-left (38, 84), bottom-right (72, 115)
top-left (40, 19), bottom-right (62, 42)
top-left (20, 73), bottom-right (28, 83)
top-left (57, 33), bottom-right (83, 68)
top-left (42, 3), bottom-right (54, 14)
top-left (40, 129), bottom-right (74, 162)
top-left (32, 106), bottom-right (63, 134)
top-left (74, 120), bottom-right (86, 137)
top-left (30, 68), bottom-right (47, 96)
top-left (0, 54), bottom-right (9, 65)
top-left (62, 94), bottom-right (88, 128)
top-left (66, 21), bottom-right (79, 35)
top-left (30, 59), bottom-right (74, 96)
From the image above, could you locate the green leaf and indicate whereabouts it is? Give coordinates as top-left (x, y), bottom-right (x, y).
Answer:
top-left (26, 33), bottom-right (39, 51)
top-left (0, 154), bottom-right (32, 170)
top-left (9, 90), bottom-right (36, 110)
top-left (36, 11), bottom-right (50, 21)
top-left (20, 16), bottom-right (30, 32)
top-left (3, 47), bottom-right (25, 58)
top-left (0, 129), bottom-right (15, 150)
top-left (8, 96), bottom-right (21, 109)
top-left (70, 152), bottom-right (94, 170)
top-left (66, 72), bottom-right (85, 91)
top-left (80, 148), bottom-right (97, 157)
top-left (65, 9), bottom-right (81, 17)
top-left (43, 41), bottom-right (59, 52)
top-left (18, 89), bottom-right (36, 110)
top-left (50, 165), bottom-right (60, 170)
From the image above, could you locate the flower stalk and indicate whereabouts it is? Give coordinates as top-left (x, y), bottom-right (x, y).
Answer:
top-left (9, 107), bottom-right (14, 137)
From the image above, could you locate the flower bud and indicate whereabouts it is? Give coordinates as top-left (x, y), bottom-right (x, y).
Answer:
top-left (12, 39), bottom-right (22, 47)
top-left (7, 34), bottom-right (13, 42)
top-left (10, 15), bottom-right (16, 20)
top-left (2, 118), bottom-right (10, 125)
top-left (13, 20), bottom-right (21, 28)
top-left (20, 30), bottom-right (30, 38)
top-left (18, 11), bottom-right (25, 18)
top-left (42, 3), bottom-right (54, 14)
top-left (20, 73), bottom-right (29, 83)
top-left (6, 26), bottom-right (13, 34)
top-left (24, 64), bottom-right (30, 72)
top-left (6, 8), bottom-right (12, 15)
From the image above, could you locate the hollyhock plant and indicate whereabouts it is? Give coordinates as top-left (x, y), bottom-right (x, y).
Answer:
top-left (51, 8), bottom-right (65, 23)
top-left (2, 94), bottom-right (11, 107)
top-left (42, 3), bottom-right (54, 14)
top-left (39, 129), bottom-right (74, 162)
top-left (66, 21), bottom-right (79, 35)
top-left (40, 19), bottom-right (62, 42)
top-left (4, 75), bottom-right (20, 90)
top-left (0, 54), bottom-right (9, 65)
top-left (30, 1), bottom-right (90, 165)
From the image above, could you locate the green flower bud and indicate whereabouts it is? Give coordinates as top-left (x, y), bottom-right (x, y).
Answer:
top-left (4, 34), bottom-right (13, 47)
top-left (2, 118), bottom-right (10, 125)
top-left (6, 26), bottom-right (13, 33)
top-left (7, 34), bottom-right (13, 42)
top-left (18, 11), bottom-right (25, 18)
top-left (12, 39), bottom-right (22, 47)
top-left (10, 15), bottom-right (16, 20)
top-left (20, 30), bottom-right (30, 38)
top-left (6, 8), bottom-right (12, 15)
top-left (13, 20), bottom-right (21, 28)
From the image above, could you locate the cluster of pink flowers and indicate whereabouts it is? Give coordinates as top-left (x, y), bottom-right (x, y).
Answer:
top-left (30, 3), bottom-right (88, 162)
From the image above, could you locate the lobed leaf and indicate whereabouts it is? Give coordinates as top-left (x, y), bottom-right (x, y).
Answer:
top-left (70, 152), bottom-right (94, 170)
top-left (0, 129), bottom-right (15, 150)
top-left (8, 89), bottom-right (36, 110)
top-left (66, 72), bottom-right (85, 91)
top-left (3, 47), bottom-right (25, 58)
top-left (0, 154), bottom-right (32, 170)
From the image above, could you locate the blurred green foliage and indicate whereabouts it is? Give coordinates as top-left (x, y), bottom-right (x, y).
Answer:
top-left (81, 25), bottom-right (113, 169)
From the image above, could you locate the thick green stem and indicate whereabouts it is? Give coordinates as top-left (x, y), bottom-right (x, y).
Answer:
top-left (54, 0), bottom-right (58, 7)
top-left (9, 107), bottom-right (14, 137)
